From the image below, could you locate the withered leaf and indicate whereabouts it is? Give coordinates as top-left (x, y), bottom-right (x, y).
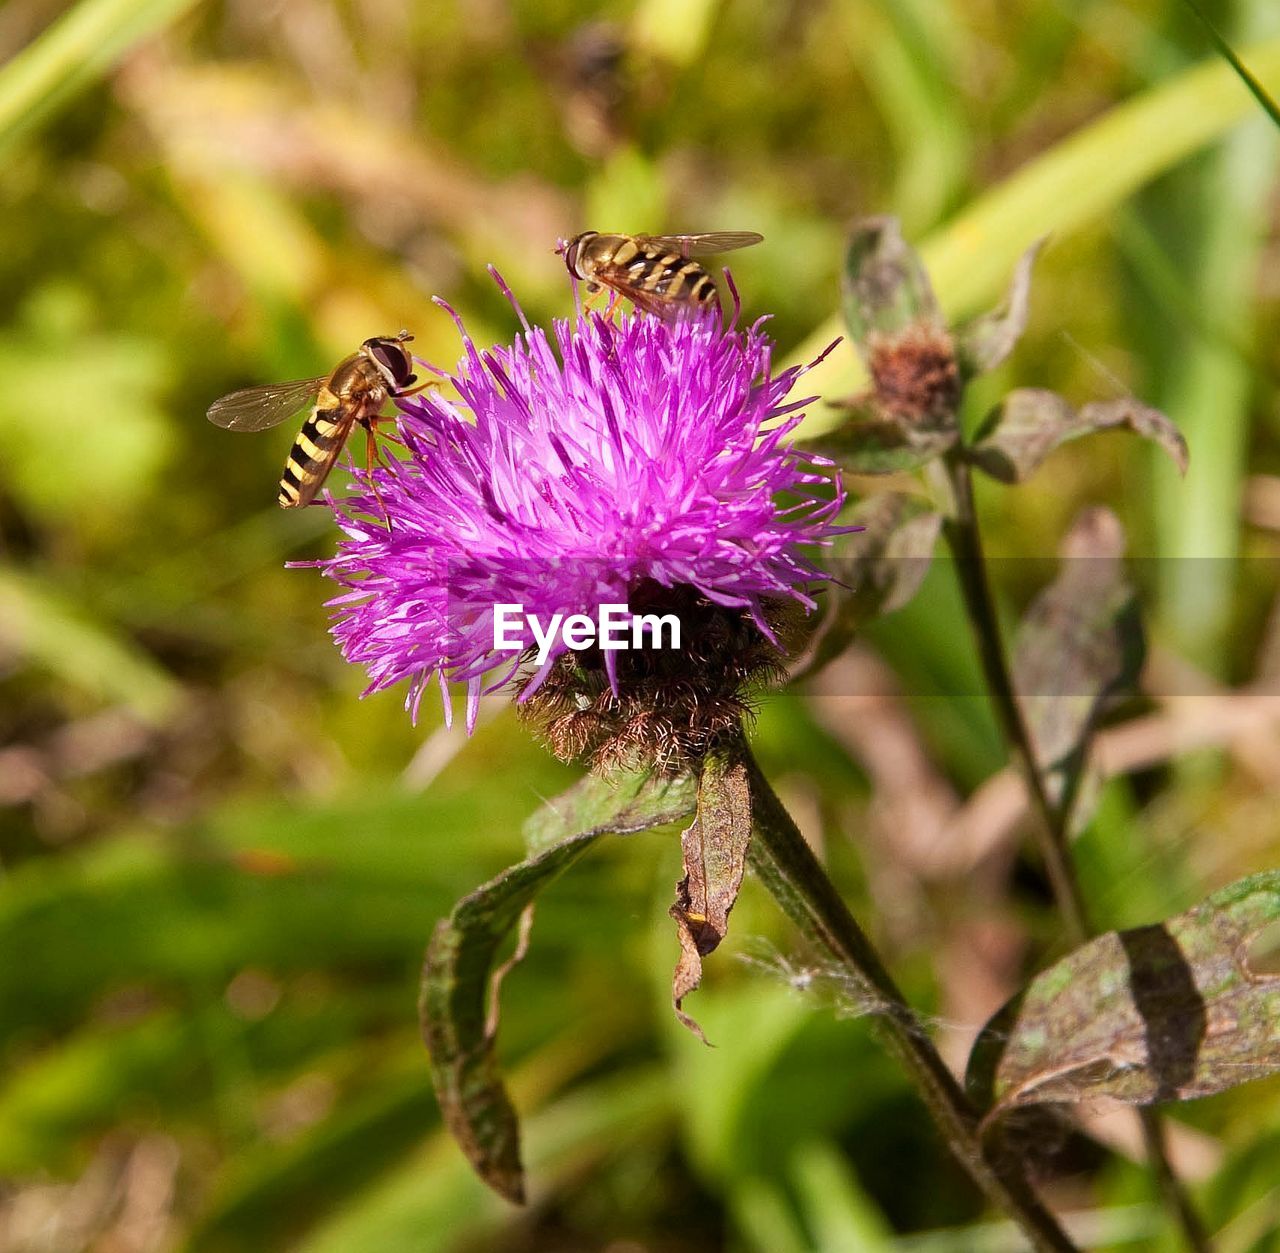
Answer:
top-left (842, 216), bottom-right (941, 354)
top-left (966, 389), bottom-right (1189, 483)
top-left (954, 237), bottom-right (1045, 379)
top-left (811, 397), bottom-right (959, 476)
top-left (670, 744), bottom-right (753, 1041)
top-left (420, 770), bottom-right (696, 1202)
top-left (1012, 507), bottom-right (1143, 828)
top-left (795, 493), bottom-right (943, 679)
top-left (968, 872), bottom-right (1280, 1115)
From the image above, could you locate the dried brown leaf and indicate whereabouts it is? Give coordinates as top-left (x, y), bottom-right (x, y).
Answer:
top-left (670, 745), bottom-right (753, 1041)
top-left (954, 238), bottom-right (1046, 378)
top-left (421, 770), bottom-right (696, 1201)
top-left (795, 494), bottom-right (943, 678)
top-left (841, 216), bottom-right (941, 353)
top-left (967, 389), bottom-right (1188, 483)
top-left (1012, 507), bottom-right (1144, 827)
top-left (968, 872), bottom-right (1280, 1116)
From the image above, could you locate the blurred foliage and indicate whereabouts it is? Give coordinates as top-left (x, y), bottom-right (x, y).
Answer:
top-left (2, 0), bottom-right (1280, 1250)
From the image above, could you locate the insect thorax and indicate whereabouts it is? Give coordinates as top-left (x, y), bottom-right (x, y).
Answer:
top-left (328, 354), bottom-right (388, 412)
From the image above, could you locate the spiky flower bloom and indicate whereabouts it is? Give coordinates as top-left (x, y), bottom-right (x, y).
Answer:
top-left (316, 275), bottom-right (846, 769)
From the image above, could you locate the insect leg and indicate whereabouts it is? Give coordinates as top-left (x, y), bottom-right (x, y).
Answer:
top-left (370, 415), bottom-right (404, 452)
top-left (362, 420), bottom-right (394, 534)
top-left (398, 379), bottom-right (440, 398)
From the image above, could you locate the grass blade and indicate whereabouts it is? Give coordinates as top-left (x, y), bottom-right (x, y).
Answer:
top-left (1177, 0), bottom-right (1280, 130)
top-left (0, 0), bottom-right (199, 156)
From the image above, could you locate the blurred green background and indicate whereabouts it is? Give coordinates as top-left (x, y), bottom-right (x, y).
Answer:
top-left (2, 0), bottom-right (1280, 1249)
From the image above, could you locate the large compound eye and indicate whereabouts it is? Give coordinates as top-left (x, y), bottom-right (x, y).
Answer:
top-left (563, 234), bottom-right (587, 278)
top-left (366, 338), bottom-right (415, 389)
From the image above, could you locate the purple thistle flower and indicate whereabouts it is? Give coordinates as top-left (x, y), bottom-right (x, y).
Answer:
top-left (315, 273), bottom-right (846, 749)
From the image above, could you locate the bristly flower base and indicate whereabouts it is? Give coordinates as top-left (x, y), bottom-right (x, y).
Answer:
top-left (518, 584), bottom-right (810, 772)
top-left (866, 321), bottom-right (961, 422)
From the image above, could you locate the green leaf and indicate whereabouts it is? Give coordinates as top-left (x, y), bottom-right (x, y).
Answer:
top-left (729, 1176), bottom-right (811, 1253)
top-left (851, 0), bottom-right (971, 234)
top-left (968, 871), bottom-right (1280, 1114)
top-left (810, 400), bottom-right (959, 475)
top-left (297, 1068), bottom-right (675, 1253)
top-left (841, 216), bottom-right (941, 353)
top-left (1012, 508), bottom-right (1144, 828)
top-left (789, 1140), bottom-right (894, 1251)
top-left (0, 1012), bottom-right (189, 1174)
top-left (966, 388), bottom-right (1189, 484)
top-left (0, 0), bottom-right (200, 157)
top-left (1149, 73), bottom-right (1276, 670)
top-left (419, 770), bottom-right (695, 1202)
top-left (0, 569), bottom-right (180, 724)
top-left (186, 1064), bottom-right (442, 1253)
top-left (795, 494), bottom-right (943, 678)
top-left (0, 289), bottom-right (174, 526)
top-left (520, 768), bottom-right (694, 857)
top-left (669, 746), bottom-right (752, 1040)
top-left (954, 238), bottom-right (1045, 379)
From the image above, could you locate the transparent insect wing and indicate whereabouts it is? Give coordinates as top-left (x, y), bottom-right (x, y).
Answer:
top-left (641, 231), bottom-right (764, 258)
top-left (206, 377), bottom-right (326, 432)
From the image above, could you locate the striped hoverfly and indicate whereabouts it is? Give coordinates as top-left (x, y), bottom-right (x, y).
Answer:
top-left (558, 231), bottom-right (763, 320)
top-left (207, 332), bottom-right (422, 512)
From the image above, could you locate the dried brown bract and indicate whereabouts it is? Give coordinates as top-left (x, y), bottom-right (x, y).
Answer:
top-left (866, 321), bottom-right (962, 423)
top-left (520, 583), bottom-right (809, 773)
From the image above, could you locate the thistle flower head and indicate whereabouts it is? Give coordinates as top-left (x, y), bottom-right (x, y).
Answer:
top-left (316, 273), bottom-right (846, 766)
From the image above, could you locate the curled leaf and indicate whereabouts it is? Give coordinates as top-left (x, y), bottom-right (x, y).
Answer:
top-left (968, 872), bottom-right (1280, 1116)
top-left (966, 389), bottom-right (1189, 483)
top-left (522, 768), bottom-right (695, 855)
top-left (795, 494), bottom-right (943, 678)
top-left (420, 770), bottom-right (696, 1202)
top-left (842, 216), bottom-right (941, 353)
top-left (1012, 507), bottom-right (1143, 828)
top-left (955, 237), bottom-right (1046, 378)
top-left (670, 744), bottom-right (753, 1041)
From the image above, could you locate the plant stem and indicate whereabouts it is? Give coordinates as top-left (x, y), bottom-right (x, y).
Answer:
top-left (941, 450), bottom-right (1088, 939)
top-left (940, 449), bottom-right (1212, 1253)
top-left (740, 737), bottom-right (1080, 1253)
top-left (1139, 1108), bottom-right (1214, 1253)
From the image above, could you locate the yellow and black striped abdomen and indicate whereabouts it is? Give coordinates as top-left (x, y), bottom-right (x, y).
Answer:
top-left (632, 247), bottom-right (718, 308)
top-left (584, 234), bottom-right (720, 317)
top-left (277, 397), bottom-right (354, 508)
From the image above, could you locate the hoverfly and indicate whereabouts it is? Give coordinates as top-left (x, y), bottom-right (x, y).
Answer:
top-left (207, 332), bottom-right (422, 512)
top-left (558, 231), bottom-right (763, 319)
